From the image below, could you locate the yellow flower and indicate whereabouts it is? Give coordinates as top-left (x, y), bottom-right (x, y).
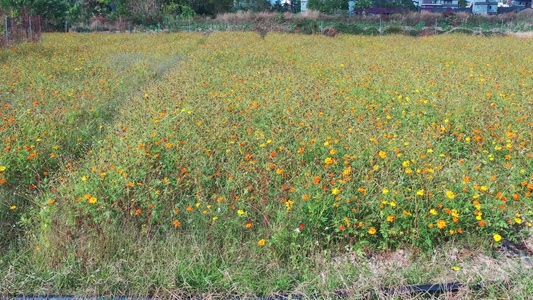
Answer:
top-left (446, 190), bottom-right (455, 199)
top-left (382, 189), bottom-right (389, 194)
top-left (514, 218), bottom-right (522, 224)
top-left (430, 209), bottom-right (438, 215)
top-left (402, 161), bottom-right (410, 167)
top-left (417, 189), bottom-right (424, 196)
top-left (82, 176), bottom-right (87, 181)
top-left (89, 197), bottom-right (97, 204)
top-left (258, 239), bottom-right (265, 246)
top-left (378, 151), bottom-right (387, 159)
top-left (285, 200), bottom-right (294, 211)
top-left (324, 157), bottom-right (334, 165)
top-left (368, 227), bottom-right (377, 235)
top-left (10, 206), bottom-right (16, 210)
top-left (452, 266), bottom-right (460, 271)
top-left (332, 188), bottom-right (340, 195)
top-left (238, 210), bottom-right (244, 215)
top-left (0, 166), bottom-right (6, 171)
top-left (343, 167), bottom-right (351, 176)
top-left (493, 234), bottom-right (502, 242)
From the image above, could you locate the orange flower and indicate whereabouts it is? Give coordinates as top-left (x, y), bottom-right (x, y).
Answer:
top-left (339, 225), bottom-right (345, 231)
top-left (48, 199), bottom-right (56, 205)
top-left (513, 194), bottom-right (519, 200)
top-left (245, 223), bottom-right (252, 228)
top-left (478, 220), bottom-right (487, 227)
top-left (368, 227), bottom-right (377, 235)
top-left (187, 206), bottom-right (193, 211)
top-left (173, 220), bottom-right (181, 228)
top-left (437, 219), bottom-right (446, 229)
top-left (378, 151), bottom-right (387, 159)
top-left (312, 176), bottom-right (321, 184)
top-left (258, 239), bottom-right (265, 246)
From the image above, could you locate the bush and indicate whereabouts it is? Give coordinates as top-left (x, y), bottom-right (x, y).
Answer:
top-left (294, 19), bottom-right (319, 34)
top-left (335, 22), bottom-right (365, 34)
top-left (322, 26), bottom-right (337, 37)
top-left (384, 25), bottom-right (403, 35)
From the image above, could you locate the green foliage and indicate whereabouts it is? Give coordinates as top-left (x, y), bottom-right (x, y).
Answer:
top-left (354, 0), bottom-right (372, 10)
top-left (307, 0), bottom-right (349, 13)
top-left (334, 22), bottom-right (365, 34)
top-left (0, 0), bottom-right (68, 19)
top-left (294, 18), bottom-right (319, 33)
top-left (384, 25), bottom-right (403, 34)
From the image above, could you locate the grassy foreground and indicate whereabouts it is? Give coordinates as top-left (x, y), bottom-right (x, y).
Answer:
top-left (1, 32), bottom-right (533, 298)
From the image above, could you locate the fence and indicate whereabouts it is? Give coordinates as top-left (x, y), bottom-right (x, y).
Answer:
top-left (0, 12), bottom-right (42, 47)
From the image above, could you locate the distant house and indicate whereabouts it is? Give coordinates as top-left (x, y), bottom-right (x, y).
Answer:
top-left (512, 0), bottom-right (532, 7)
top-left (420, 0), bottom-right (459, 12)
top-left (472, 1), bottom-right (499, 13)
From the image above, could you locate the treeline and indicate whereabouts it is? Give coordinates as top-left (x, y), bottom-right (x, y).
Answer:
top-left (0, 0), bottom-right (304, 29)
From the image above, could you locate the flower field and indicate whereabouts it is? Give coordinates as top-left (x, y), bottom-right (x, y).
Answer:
top-left (1, 32), bottom-right (533, 296)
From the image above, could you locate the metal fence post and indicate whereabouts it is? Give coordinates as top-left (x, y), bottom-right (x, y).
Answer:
top-left (5, 16), bottom-right (8, 44)
top-left (435, 18), bottom-right (437, 35)
top-left (379, 18), bottom-right (382, 35)
top-left (29, 16), bottom-right (33, 42)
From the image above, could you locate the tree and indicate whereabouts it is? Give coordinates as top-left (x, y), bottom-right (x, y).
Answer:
top-left (0, 0), bottom-right (68, 19)
top-left (458, 0), bottom-right (466, 8)
top-left (234, 0), bottom-right (272, 12)
top-left (354, 0), bottom-right (372, 10)
top-left (307, 0), bottom-right (348, 13)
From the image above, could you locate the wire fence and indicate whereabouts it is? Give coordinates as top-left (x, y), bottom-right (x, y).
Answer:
top-left (0, 10), bottom-right (42, 47)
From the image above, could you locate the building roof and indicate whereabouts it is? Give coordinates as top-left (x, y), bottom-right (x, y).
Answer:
top-left (500, 6), bottom-right (526, 12)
